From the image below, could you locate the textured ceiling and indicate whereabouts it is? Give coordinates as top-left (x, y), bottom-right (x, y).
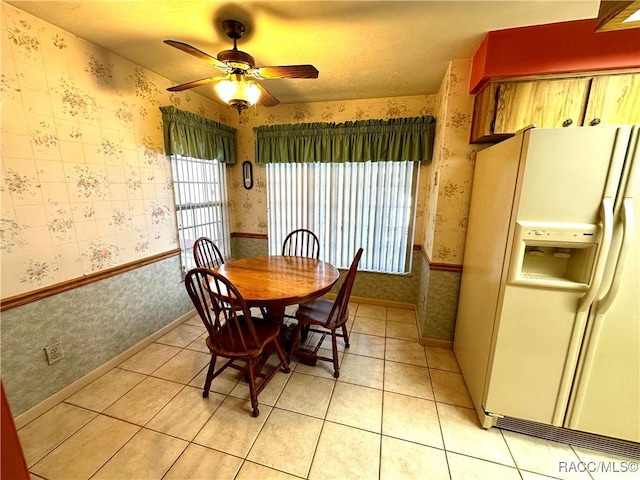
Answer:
top-left (6, 1), bottom-right (600, 106)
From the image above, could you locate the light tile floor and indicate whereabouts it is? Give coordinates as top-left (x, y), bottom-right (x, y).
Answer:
top-left (18, 303), bottom-right (637, 480)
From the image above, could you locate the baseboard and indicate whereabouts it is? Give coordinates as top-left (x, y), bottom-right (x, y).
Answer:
top-left (416, 314), bottom-right (453, 349)
top-left (420, 337), bottom-right (453, 349)
top-left (14, 309), bottom-right (196, 429)
top-left (348, 296), bottom-right (452, 347)
top-left (348, 295), bottom-right (416, 310)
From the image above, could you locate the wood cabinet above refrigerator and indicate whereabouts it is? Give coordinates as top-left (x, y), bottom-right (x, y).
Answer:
top-left (470, 73), bottom-right (640, 144)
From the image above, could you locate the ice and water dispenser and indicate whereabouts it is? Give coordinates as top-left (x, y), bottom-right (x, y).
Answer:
top-left (508, 222), bottom-right (600, 289)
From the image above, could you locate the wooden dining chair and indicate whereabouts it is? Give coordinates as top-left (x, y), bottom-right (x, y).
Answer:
top-left (281, 229), bottom-right (321, 336)
top-left (282, 228), bottom-right (320, 259)
top-left (193, 237), bottom-right (225, 269)
top-left (184, 267), bottom-right (290, 417)
top-left (193, 237), bottom-right (269, 319)
top-left (289, 248), bottom-right (363, 378)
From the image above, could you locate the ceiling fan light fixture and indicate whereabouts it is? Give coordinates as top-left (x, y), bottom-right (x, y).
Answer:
top-left (215, 74), bottom-right (261, 113)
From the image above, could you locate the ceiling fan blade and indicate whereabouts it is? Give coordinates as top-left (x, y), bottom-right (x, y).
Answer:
top-left (164, 40), bottom-right (228, 70)
top-left (256, 83), bottom-right (279, 107)
top-left (252, 65), bottom-right (319, 79)
top-left (167, 77), bottom-right (217, 92)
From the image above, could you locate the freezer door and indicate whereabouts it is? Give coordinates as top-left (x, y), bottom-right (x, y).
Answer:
top-left (484, 285), bottom-right (585, 424)
top-left (516, 126), bottom-right (631, 224)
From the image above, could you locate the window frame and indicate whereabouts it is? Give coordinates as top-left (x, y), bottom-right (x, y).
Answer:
top-left (170, 154), bottom-right (231, 274)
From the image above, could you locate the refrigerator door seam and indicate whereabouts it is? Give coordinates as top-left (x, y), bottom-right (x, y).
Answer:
top-left (565, 198), bottom-right (635, 429)
top-left (552, 198), bottom-right (614, 424)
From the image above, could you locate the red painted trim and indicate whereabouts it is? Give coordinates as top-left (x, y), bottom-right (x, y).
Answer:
top-left (470, 19), bottom-right (640, 94)
top-left (470, 35), bottom-right (490, 94)
top-left (1, 383), bottom-right (29, 480)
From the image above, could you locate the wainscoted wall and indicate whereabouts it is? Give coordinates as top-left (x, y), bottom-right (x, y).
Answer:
top-left (230, 234), bottom-right (269, 259)
top-left (0, 4), bottom-right (225, 416)
top-left (348, 250), bottom-right (421, 305)
top-left (416, 251), bottom-right (431, 336)
top-left (1, 255), bottom-right (191, 416)
top-left (424, 269), bottom-right (463, 342)
top-left (415, 249), bottom-right (462, 344)
top-left (1, 3), bottom-right (479, 415)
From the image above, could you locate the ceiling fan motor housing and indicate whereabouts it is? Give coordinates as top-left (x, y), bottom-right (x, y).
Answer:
top-left (217, 49), bottom-right (255, 71)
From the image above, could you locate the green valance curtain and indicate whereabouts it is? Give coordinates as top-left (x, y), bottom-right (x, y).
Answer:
top-left (160, 106), bottom-right (237, 164)
top-left (254, 116), bottom-right (435, 165)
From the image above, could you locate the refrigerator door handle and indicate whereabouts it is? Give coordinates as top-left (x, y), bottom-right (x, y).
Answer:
top-left (577, 197), bottom-right (614, 314)
top-left (598, 198), bottom-right (634, 315)
top-left (554, 197), bottom-right (615, 424)
top-left (566, 198), bottom-right (635, 429)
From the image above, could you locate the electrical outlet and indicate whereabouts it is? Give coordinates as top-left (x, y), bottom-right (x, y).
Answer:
top-left (44, 341), bottom-right (64, 365)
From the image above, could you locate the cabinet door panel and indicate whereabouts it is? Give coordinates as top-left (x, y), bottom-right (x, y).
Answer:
top-left (584, 73), bottom-right (640, 126)
top-left (470, 83), bottom-right (499, 143)
top-left (494, 78), bottom-right (590, 134)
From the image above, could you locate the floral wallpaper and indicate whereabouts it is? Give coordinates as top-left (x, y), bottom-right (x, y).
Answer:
top-left (2, 1), bottom-right (475, 307)
top-left (0, 3), bottom-right (231, 298)
top-left (0, 2), bottom-right (486, 415)
top-left (225, 96), bottom-right (437, 245)
top-left (429, 59), bottom-right (488, 265)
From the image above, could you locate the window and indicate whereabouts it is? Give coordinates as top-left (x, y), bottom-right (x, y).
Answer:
top-left (171, 154), bottom-right (231, 273)
top-left (267, 161), bottom-right (419, 274)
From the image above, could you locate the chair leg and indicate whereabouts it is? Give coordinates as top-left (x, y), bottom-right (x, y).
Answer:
top-left (272, 338), bottom-right (290, 374)
top-left (288, 323), bottom-right (302, 364)
top-left (341, 323), bottom-right (350, 348)
top-left (203, 354), bottom-right (217, 398)
top-left (330, 329), bottom-right (340, 378)
top-left (300, 324), bottom-right (310, 343)
top-left (245, 358), bottom-right (260, 417)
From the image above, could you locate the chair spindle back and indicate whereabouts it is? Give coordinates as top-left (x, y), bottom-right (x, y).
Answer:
top-left (282, 229), bottom-right (320, 259)
top-left (184, 268), bottom-right (260, 356)
top-left (193, 237), bottom-right (225, 269)
top-left (327, 248), bottom-right (363, 325)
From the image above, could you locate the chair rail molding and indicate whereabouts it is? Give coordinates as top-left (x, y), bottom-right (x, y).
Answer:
top-left (0, 249), bottom-right (181, 311)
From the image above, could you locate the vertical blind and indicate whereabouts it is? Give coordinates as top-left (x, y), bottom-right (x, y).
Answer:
top-left (171, 154), bottom-right (231, 273)
top-left (267, 161), bottom-right (419, 274)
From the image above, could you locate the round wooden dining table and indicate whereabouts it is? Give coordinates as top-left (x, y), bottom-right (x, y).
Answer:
top-left (214, 255), bottom-right (340, 323)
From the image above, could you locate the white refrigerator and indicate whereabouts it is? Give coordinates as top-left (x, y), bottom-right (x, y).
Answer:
top-left (454, 125), bottom-right (639, 444)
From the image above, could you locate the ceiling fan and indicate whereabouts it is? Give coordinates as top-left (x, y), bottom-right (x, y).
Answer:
top-left (165, 19), bottom-right (319, 114)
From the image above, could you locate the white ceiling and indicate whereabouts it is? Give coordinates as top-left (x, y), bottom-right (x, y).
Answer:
top-left (6, 1), bottom-right (600, 106)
